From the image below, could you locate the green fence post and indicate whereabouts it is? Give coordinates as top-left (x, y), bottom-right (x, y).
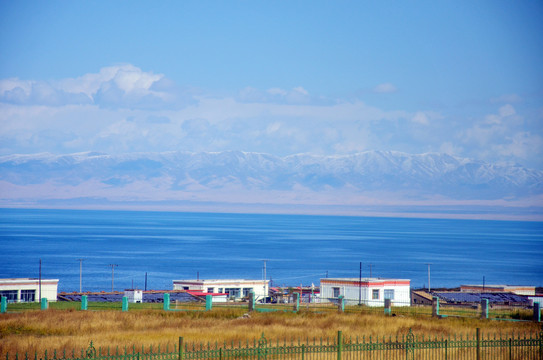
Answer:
top-left (384, 298), bottom-right (391, 316)
top-left (81, 295), bottom-right (88, 311)
top-left (205, 295), bottom-right (212, 311)
top-left (1, 296), bottom-right (6, 313)
top-left (178, 337), bottom-right (184, 360)
top-left (122, 296), bottom-right (128, 312)
top-left (163, 293), bottom-right (170, 311)
top-left (406, 329), bottom-right (414, 360)
top-left (248, 291), bottom-right (255, 312)
top-left (476, 328), bottom-right (480, 360)
top-left (40, 298), bottom-right (48, 310)
top-left (533, 301), bottom-right (540, 322)
top-left (293, 293), bottom-right (300, 312)
top-left (480, 299), bottom-right (488, 319)
top-left (432, 297), bottom-right (439, 317)
top-left (338, 295), bottom-right (344, 313)
top-left (337, 330), bottom-right (342, 360)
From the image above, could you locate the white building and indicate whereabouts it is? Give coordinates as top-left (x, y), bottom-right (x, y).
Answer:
top-left (0, 278), bottom-right (59, 303)
top-left (173, 279), bottom-right (269, 301)
top-left (124, 289), bottom-right (143, 303)
top-left (320, 278), bottom-right (411, 307)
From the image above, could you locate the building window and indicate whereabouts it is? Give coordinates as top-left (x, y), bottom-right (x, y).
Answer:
top-left (207, 288), bottom-right (214, 293)
top-left (20, 290), bottom-right (35, 302)
top-left (332, 287), bottom-right (340, 298)
top-left (0, 290), bottom-right (18, 303)
top-left (372, 289), bottom-right (379, 300)
top-left (242, 288), bottom-right (252, 297)
top-left (183, 286), bottom-right (189, 290)
top-left (225, 288), bottom-right (241, 298)
top-left (384, 289), bottom-right (395, 300)
top-left (218, 288), bottom-right (223, 294)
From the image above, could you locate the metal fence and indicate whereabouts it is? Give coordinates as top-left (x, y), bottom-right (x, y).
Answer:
top-left (5, 329), bottom-right (543, 360)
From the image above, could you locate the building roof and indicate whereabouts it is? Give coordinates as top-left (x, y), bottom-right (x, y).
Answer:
top-left (173, 279), bottom-right (268, 284)
top-left (0, 278), bottom-right (59, 285)
top-left (412, 290), bottom-right (434, 301)
top-left (321, 278), bottom-right (410, 286)
top-left (461, 284), bottom-right (533, 288)
top-left (461, 284), bottom-right (535, 290)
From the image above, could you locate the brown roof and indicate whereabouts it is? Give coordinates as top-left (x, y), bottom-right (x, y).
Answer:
top-left (412, 290), bottom-right (434, 301)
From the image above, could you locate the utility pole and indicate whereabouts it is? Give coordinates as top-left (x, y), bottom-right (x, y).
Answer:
top-left (368, 264), bottom-right (373, 278)
top-left (109, 264), bottom-right (118, 292)
top-left (39, 259), bottom-right (42, 303)
top-left (261, 260), bottom-right (268, 298)
top-left (145, 272), bottom-right (148, 291)
top-left (425, 263), bottom-right (432, 292)
top-left (77, 259), bottom-right (84, 293)
top-left (358, 262), bottom-right (362, 306)
top-left (262, 260), bottom-right (267, 281)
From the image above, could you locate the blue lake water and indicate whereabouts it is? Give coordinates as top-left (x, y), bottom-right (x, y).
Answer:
top-left (0, 208), bottom-right (542, 293)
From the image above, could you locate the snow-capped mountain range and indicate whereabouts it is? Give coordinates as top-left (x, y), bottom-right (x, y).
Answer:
top-left (1, 150), bottom-right (541, 205)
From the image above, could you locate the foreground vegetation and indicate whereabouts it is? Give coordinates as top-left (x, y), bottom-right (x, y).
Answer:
top-left (0, 306), bottom-right (540, 356)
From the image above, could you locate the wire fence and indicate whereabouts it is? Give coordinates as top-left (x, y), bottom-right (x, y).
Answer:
top-left (1, 294), bottom-right (540, 322)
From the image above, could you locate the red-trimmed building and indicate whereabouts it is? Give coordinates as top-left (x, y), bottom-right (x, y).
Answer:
top-left (173, 279), bottom-right (269, 301)
top-left (320, 278), bottom-right (411, 307)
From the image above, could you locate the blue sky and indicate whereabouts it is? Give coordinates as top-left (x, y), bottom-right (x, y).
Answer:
top-left (1, 1), bottom-right (542, 169)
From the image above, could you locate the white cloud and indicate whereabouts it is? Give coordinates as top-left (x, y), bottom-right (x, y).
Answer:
top-left (267, 88), bottom-right (288, 96)
top-left (495, 132), bottom-right (543, 160)
top-left (498, 104), bottom-right (516, 117)
top-left (459, 104), bottom-right (543, 167)
top-left (439, 142), bottom-right (462, 156)
top-left (1, 64), bottom-right (542, 170)
top-left (0, 78), bottom-right (32, 96)
top-left (238, 86), bottom-right (312, 105)
top-left (0, 64), bottom-right (177, 109)
top-left (412, 112), bottom-right (429, 125)
top-left (266, 122), bottom-right (281, 134)
top-left (373, 83), bottom-right (397, 93)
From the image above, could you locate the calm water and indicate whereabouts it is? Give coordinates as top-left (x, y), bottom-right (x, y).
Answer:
top-left (0, 208), bottom-right (542, 292)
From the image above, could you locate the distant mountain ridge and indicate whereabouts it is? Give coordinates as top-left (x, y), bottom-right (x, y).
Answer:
top-left (1, 150), bottom-right (541, 201)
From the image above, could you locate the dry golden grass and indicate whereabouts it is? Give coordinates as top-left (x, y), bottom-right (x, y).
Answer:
top-left (0, 308), bottom-right (540, 357)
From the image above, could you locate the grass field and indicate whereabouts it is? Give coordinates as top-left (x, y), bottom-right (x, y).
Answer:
top-left (0, 304), bottom-right (540, 357)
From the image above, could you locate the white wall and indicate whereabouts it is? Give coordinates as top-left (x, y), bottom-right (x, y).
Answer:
top-left (173, 279), bottom-right (269, 300)
top-left (124, 289), bottom-right (143, 303)
top-left (0, 279), bottom-right (58, 302)
top-left (320, 279), bottom-right (411, 307)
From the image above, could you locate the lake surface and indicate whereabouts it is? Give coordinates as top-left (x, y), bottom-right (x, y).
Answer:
top-left (1, 208), bottom-right (541, 292)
